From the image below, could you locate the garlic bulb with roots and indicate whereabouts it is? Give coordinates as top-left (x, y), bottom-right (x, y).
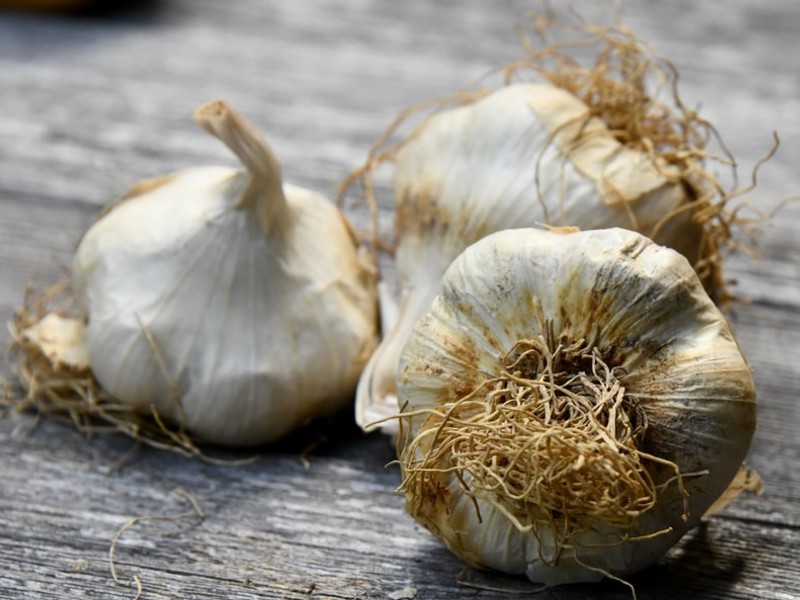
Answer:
top-left (355, 81), bottom-right (727, 432)
top-left (72, 99), bottom-right (378, 446)
top-left (395, 227), bottom-right (755, 586)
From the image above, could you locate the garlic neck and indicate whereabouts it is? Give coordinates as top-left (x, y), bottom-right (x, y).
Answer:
top-left (194, 99), bottom-right (288, 235)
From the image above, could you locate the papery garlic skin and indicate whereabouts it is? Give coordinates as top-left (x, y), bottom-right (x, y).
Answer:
top-left (21, 313), bottom-right (89, 371)
top-left (396, 227), bottom-right (755, 584)
top-left (73, 101), bottom-right (378, 446)
top-left (356, 82), bottom-right (704, 431)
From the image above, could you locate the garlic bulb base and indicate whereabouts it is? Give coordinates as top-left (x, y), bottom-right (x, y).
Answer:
top-left (399, 331), bottom-right (672, 546)
top-left (396, 227), bottom-right (756, 584)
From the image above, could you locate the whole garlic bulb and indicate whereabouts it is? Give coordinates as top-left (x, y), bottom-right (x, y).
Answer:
top-left (356, 82), bottom-right (709, 431)
top-left (73, 100), bottom-right (378, 446)
top-left (396, 227), bottom-right (755, 585)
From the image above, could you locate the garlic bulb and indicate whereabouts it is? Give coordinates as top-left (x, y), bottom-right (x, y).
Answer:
top-left (73, 100), bottom-right (378, 446)
top-left (356, 82), bottom-right (710, 431)
top-left (396, 227), bottom-right (755, 585)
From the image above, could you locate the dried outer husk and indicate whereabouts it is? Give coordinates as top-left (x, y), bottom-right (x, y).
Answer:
top-left (395, 227), bottom-right (756, 586)
top-left (348, 13), bottom-right (773, 434)
top-left (20, 312), bottom-right (89, 372)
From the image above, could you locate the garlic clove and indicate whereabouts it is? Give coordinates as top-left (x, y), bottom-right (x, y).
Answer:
top-left (395, 227), bottom-right (756, 585)
top-left (73, 100), bottom-right (378, 446)
top-left (355, 283), bottom-right (438, 432)
top-left (356, 83), bottom-right (701, 433)
top-left (21, 313), bottom-right (90, 371)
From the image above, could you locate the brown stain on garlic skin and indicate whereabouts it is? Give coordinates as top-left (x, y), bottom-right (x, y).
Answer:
top-left (409, 478), bottom-right (488, 571)
top-left (590, 245), bottom-right (756, 498)
top-left (577, 242), bottom-right (701, 374)
top-left (396, 184), bottom-right (447, 239)
top-left (437, 324), bottom-right (484, 402)
top-left (403, 308), bottom-right (484, 405)
top-left (96, 173), bottom-right (182, 221)
top-left (120, 173), bottom-right (181, 201)
top-left (395, 181), bottom-right (499, 265)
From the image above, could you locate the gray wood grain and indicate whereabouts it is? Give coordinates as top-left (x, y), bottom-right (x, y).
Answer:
top-left (1, 1), bottom-right (799, 599)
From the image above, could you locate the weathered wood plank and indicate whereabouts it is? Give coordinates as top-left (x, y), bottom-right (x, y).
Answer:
top-left (2, 414), bottom-right (799, 600)
top-left (1, 0), bottom-right (799, 599)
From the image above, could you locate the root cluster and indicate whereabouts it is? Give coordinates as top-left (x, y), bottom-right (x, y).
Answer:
top-left (4, 284), bottom-right (211, 459)
top-left (507, 9), bottom-right (776, 305)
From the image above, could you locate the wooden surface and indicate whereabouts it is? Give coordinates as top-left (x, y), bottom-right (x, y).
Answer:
top-left (1, 1), bottom-right (799, 599)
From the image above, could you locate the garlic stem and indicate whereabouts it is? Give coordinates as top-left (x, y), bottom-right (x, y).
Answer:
top-left (194, 99), bottom-right (287, 234)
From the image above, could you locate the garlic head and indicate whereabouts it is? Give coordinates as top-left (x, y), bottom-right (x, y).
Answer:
top-left (73, 100), bottom-right (378, 446)
top-left (357, 82), bottom-right (703, 431)
top-left (396, 227), bottom-right (755, 585)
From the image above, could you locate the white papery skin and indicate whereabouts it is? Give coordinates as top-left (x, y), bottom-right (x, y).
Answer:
top-left (356, 82), bottom-right (702, 431)
top-left (73, 102), bottom-right (378, 446)
top-left (396, 228), bottom-right (755, 584)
